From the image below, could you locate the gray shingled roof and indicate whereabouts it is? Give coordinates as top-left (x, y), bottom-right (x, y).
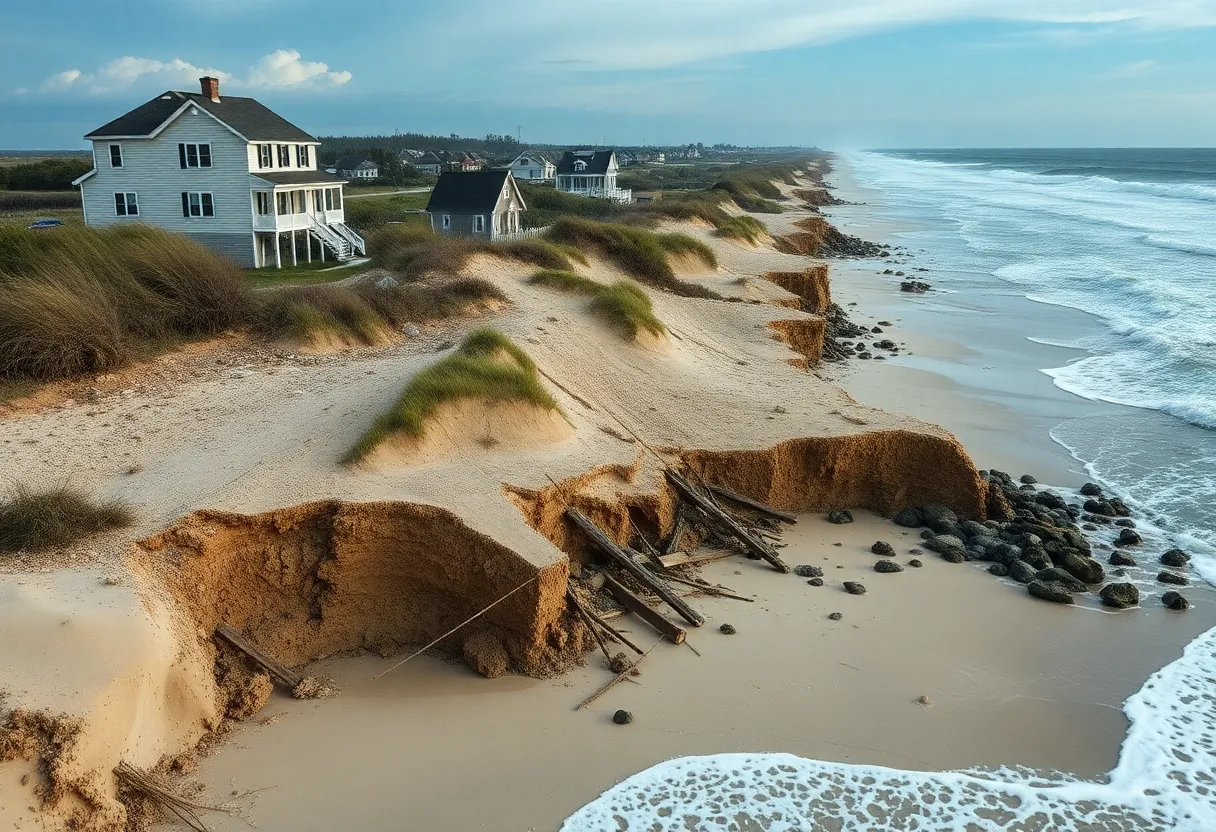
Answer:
top-left (85, 90), bottom-right (317, 142)
top-left (556, 150), bottom-right (615, 175)
top-left (334, 156), bottom-right (378, 172)
top-left (252, 171), bottom-right (348, 186)
top-left (426, 170), bottom-right (514, 213)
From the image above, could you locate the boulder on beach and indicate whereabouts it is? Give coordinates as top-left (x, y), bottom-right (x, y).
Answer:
top-left (1080, 482), bottom-right (1103, 497)
top-left (1162, 591), bottom-right (1191, 611)
top-left (1109, 551), bottom-right (1137, 567)
top-left (893, 507), bottom-right (924, 528)
top-left (1059, 552), bottom-right (1105, 584)
top-left (920, 504), bottom-right (958, 527)
top-left (908, 559), bottom-right (923, 568)
top-left (807, 577), bottom-right (824, 586)
top-left (1020, 474), bottom-right (1038, 484)
top-left (1158, 571), bottom-right (1189, 586)
top-left (827, 510), bottom-right (854, 525)
top-left (794, 565), bottom-right (824, 578)
top-left (1008, 560), bottom-right (1037, 584)
top-left (1115, 528), bottom-right (1143, 547)
top-left (828, 612), bottom-right (843, 620)
top-left (1028, 580), bottom-right (1074, 605)
top-left (925, 534), bottom-right (966, 555)
top-left (843, 582), bottom-right (867, 596)
top-left (1035, 568), bottom-right (1087, 593)
top-left (871, 541), bottom-right (895, 556)
top-left (1100, 583), bottom-right (1140, 609)
top-left (1021, 547), bottom-right (1052, 571)
top-left (1160, 549), bottom-right (1190, 568)
top-left (874, 560), bottom-right (903, 573)
top-left (988, 563), bottom-right (1009, 577)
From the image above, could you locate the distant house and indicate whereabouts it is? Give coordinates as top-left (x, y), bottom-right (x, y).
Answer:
top-left (334, 156), bottom-right (379, 179)
top-left (616, 151), bottom-right (635, 167)
top-left (71, 76), bottom-right (364, 269)
top-left (443, 151), bottom-right (484, 173)
top-left (555, 149), bottom-right (632, 203)
top-left (426, 169), bottom-right (526, 239)
top-left (405, 151), bottom-right (443, 175)
top-left (509, 150), bottom-right (555, 181)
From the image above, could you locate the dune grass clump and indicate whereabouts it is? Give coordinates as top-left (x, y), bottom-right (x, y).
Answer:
top-left (0, 483), bottom-right (134, 554)
top-left (255, 278), bottom-right (507, 345)
top-left (346, 328), bottom-right (556, 461)
top-left (711, 179), bottom-right (784, 214)
top-left (653, 232), bottom-right (717, 268)
top-left (0, 226), bottom-right (251, 381)
top-left (544, 218), bottom-right (721, 300)
top-left (367, 224), bottom-right (576, 280)
top-left (528, 270), bottom-right (665, 339)
top-left (715, 216), bottom-right (768, 245)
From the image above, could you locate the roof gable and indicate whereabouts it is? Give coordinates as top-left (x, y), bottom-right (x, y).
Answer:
top-left (334, 156), bottom-right (377, 171)
top-left (556, 150), bottom-right (615, 175)
top-left (426, 170), bottom-right (518, 214)
top-left (85, 90), bottom-right (317, 143)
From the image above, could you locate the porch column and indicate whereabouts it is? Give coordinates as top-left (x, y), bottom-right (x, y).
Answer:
top-left (291, 229), bottom-right (298, 266)
top-left (274, 232), bottom-right (281, 269)
top-left (306, 229), bottom-right (312, 264)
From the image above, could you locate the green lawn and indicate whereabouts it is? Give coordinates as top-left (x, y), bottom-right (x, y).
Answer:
top-left (245, 259), bottom-right (374, 289)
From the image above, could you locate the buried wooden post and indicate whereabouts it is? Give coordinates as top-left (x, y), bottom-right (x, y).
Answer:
top-left (214, 623), bottom-right (303, 689)
top-left (564, 507), bottom-right (705, 627)
top-left (704, 483), bottom-right (798, 525)
top-left (665, 470), bottom-right (790, 573)
top-left (602, 574), bottom-right (687, 645)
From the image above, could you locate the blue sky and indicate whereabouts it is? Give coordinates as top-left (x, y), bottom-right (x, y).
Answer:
top-left (2, 0), bottom-right (1215, 149)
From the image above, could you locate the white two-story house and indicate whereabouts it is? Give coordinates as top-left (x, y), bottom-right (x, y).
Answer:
top-left (73, 77), bottom-right (365, 269)
top-left (555, 150), bottom-right (632, 203)
top-left (509, 150), bottom-right (555, 181)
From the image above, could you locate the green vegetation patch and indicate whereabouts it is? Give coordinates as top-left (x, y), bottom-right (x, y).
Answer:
top-left (346, 329), bottom-right (556, 461)
top-left (0, 483), bottom-right (134, 554)
top-left (368, 224), bottom-right (578, 280)
top-left (528, 269), bottom-right (665, 339)
top-left (715, 216), bottom-right (768, 245)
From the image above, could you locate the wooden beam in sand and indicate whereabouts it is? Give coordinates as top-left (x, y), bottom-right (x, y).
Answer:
top-left (564, 508), bottom-right (705, 627)
top-left (658, 549), bottom-right (734, 570)
top-left (603, 574), bottom-right (687, 645)
top-left (704, 484), bottom-right (798, 525)
top-left (214, 624), bottom-right (303, 689)
top-left (665, 471), bottom-right (790, 573)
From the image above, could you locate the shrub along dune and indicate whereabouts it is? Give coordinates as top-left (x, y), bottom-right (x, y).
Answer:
top-left (346, 329), bottom-right (559, 462)
top-left (528, 269), bottom-right (665, 340)
top-left (0, 482), bottom-right (133, 554)
top-left (367, 224), bottom-right (586, 281)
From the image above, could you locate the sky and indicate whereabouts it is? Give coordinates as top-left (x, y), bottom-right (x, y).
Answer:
top-left (2, 0), bottom-right (1215, 149)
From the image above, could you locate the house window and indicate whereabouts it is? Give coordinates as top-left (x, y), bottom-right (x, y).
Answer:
top-left (314, 190), bottom-right (324, 212)
top-left (331, 188), bottom-right (342, 210)
top-left (259, 144), bottom-right (272, 168)
top-left (574, 160), bottom-right (587, 171)
top-left (109, 145), bottom-right (123, 168)
top-left (503, 185), bottom-right (510, 200)
top-left (324, 189), bottom-right (334, 211)
top-left (293, 191), bottom-right (306, 213)
top-left (255, 192), bottom-right (272, 215)
top-left (473, 215), bottom-right (484, 233)
top-left (114, 192), bottom-right (138, 216)
top-left (181, 192), bottom-right (215, 218)
top-left (277, 145), bottom-right (290, 167)
top-left (276, 192), bottom-right (290, 216)
top-left (178, 143), bottom-right (212, 169)
top-left (442, 214), bottom-right (451, 230)
top-left (297, 145), bottom-right (310, 167)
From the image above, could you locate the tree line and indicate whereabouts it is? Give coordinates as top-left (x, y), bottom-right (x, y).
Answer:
top-left (0, 158), bottom-right (92, 191)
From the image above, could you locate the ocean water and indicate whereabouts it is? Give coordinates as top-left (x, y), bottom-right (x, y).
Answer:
top-left (562, 151), bottom-right (1216, 829)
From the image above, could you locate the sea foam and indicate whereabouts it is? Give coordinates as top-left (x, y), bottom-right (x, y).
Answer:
top-left (562, 627), bottom-right (1216, 831)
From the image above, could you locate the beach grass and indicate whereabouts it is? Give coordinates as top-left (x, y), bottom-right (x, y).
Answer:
top-left (346, 328), bottom-right (555, 461)
top-left (0, 483), bottom-right (134, 554)
top-left (715, 216), bottom-right (768, 244)
top-left (368, 224), bottom-right (577, 279)
top-left (528, 269), bottom-right (666, 338)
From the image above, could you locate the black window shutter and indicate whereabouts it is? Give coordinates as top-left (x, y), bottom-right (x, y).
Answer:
top-left (200, 145), bottom-right (211, 167)
top-left (182, 192), bottom-right (190, 217)
top-left (115, 193), bottom-right (123, 215)
top-left (179, 144), bottom-right (187, 169)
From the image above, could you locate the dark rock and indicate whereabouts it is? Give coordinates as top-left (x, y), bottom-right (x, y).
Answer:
top-left (1035, 568), bottom-right (1087, 593)
top-left (1080, 482), bottom-right (1103, 497)
top-left (925, 534), bottom-right (966, 554)
top-left (843, 582), bottom-right (867, 596)
top-left (1109, 498), bottom-right (1132, 517)
top-left (828, 612), bottom-right (843, 620)
top-left (1162, 591), bottom-right (1191, 611)
top-left (719, 624), bottom-right (737, 635)
top-left (988, 563), bottom-right (1009, 577)
top-left (908, 547), bottom-right (924, 555)
top-left (858, 352), bottom-right (873, 359)
top-left (1158, 571), bottom-right (1189, 586)
top-left (877, 339), bottom-right (896, 349)
top-left (921, 504), bottom-right (959, 527)
top-left (1008, 560), bottom-right (1037, 584)
top-left (1059, 552), bottom-right (1105, 584)
top-left (908, 559), bottom-right (923, 568)
top-left (988, 543), bottom-right (1022, 567)
top-left (1099, 583), bottom-right (1140, 609)
top-left (1028, 581), bottom-right (1074, 604)
top-left (1020, 474), bottom-right (1038, 484)
top-left (1082, 523), bottom-right (1098, 531)
top-left (1114, 519), bottom-right (1136, 528)
top-left (871, 541), bottom-right (895, 556)
top-left (1084, 499), bottom-right (1115, 517)
top-left (1109, 551), bottom-right (1137, 567)
top-left (827, 510), bottom-right (854, 525)
top-left (807, 577), bottom-right (824, 587)
top-left (920, 529), bottom-right (935, 540)
top-left (1160, 549), bottom-right (1190, 568)
top-left (1115, 528), bottom-right (1142, 547)
top-left (878, 321), bottom-right (893, 326)
top-left (871, 326), bottom-right (883, 333)
top-left (794, 565), bottom-right (824, 578)
top-left (874, 560), bottom-right (903, 574)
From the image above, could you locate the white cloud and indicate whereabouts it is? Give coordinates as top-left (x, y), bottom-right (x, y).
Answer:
top-left (32, 50), bottom-right (350, 96)
top-left (472, 0), bottom-right (1216, 70)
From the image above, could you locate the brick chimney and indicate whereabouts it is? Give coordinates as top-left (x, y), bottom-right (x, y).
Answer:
top-left (200, 76), bottom-right (220, 103)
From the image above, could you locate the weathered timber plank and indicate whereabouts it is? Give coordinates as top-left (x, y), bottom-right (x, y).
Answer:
top-left (215, 623), bottom-right (303, 689)
top-left (603, 575), bottom-right (687, 645)
top-left (665, 471), bottom-right (790, 573)
top-left (704, 483), bottom-right (798, 524)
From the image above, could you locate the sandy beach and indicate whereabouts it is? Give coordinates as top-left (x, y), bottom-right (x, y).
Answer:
top-left (1, 157), bottom-right (1212, 832)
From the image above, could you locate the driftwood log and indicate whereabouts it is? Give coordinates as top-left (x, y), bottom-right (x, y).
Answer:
top-left (214, 624), bottom-right (302, 689)
top-left (603, 574), bottom-right (688, 645)
top-left (565, 508), bottom-right (705, 627)
top-left (704, 483), bottom-right (798, 525)
top-left (665, 471), bottom-right (790, 573)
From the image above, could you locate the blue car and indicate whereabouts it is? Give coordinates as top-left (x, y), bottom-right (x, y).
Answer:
top-left (28, 218), bottom-right (65, 229)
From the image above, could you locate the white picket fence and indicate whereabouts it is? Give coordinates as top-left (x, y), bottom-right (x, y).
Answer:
top-left (495, 225), bottom-right (551, 242)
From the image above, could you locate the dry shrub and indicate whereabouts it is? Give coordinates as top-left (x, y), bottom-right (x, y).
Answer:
top-left (0, 482), bottom-right (134, 554)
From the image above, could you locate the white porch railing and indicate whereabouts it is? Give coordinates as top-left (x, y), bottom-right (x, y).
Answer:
top-left (495, 226), bottom-right (551, 242)
top-left (330, 222), bottom-right (366, 256)
top-left (307, 216), bottom-right (351, 260)
top-left (558, 186), bottom-right (633, 204)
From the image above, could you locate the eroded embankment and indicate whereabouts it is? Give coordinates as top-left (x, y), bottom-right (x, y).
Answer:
top-left (509, 432), bottom-right (999, 565)
top-left (136, 500), bottom-right (582, 679)
top-left (768, 319), bottom-right (826, 368)
top-left (763, 265), bottom-right (832, 314)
